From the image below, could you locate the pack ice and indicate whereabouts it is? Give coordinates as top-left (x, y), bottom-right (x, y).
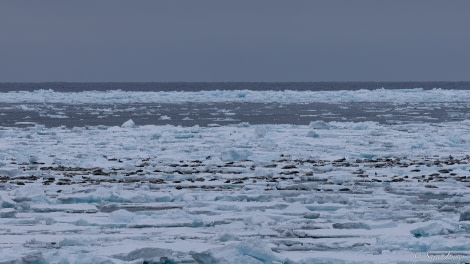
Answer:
top-left (2, 88), bottom-right (470, 104)
top-left (1, 90), bottom-right (470, 263)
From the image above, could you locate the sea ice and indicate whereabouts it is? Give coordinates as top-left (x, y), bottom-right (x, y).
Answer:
top-left (192, 239), bottom-right (289, 264)
top-left (220, 149), bottom-right (252, 162)
top-left (410, 222), bottom-right (452, 238)
top-left (1, 119), bottom-right (470, 263)
top-left (459, 208), bottom-right (470, 221)
top-left (0, 193), bottom-right (15, 208)
top-left (121, 119), bottom-right (135, 128)
top-left (309, 120), bottom-right (331, 129)
top-left (159, 115), bottom-right (171, 120)
top-left (2, 88), bottom-right (470, 105)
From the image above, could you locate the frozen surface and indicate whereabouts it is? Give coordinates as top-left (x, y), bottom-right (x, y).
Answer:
top-left (1, 120), bottom-right (470, 263)
top-left (2, 88), bottom-right (470, 104)
top-left (4, 89), bottom-right (470, 128)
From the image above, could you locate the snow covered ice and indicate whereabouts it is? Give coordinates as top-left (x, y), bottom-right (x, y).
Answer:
top-left (1, 89), bottom-right (470, 263)
top-left (2, 88), bottom-right (470, 104)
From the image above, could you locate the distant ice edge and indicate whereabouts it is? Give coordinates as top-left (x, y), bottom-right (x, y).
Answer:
top-left (2, 88), bottom-right (470, 104)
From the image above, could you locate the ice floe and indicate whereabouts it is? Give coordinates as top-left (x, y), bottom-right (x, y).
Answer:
top-left (2, 88), bottom-right (470, 104)
top-left (1, 120), bottom-right (470, 263)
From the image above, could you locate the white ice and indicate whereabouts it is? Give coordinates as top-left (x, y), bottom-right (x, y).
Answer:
top-left (1, 88), bottom-right (470, 104)
top-left (1, 119), bottom-right (470, 263)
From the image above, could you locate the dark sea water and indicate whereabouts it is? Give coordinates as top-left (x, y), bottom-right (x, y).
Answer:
top-left (1, 82), bottom-right (470, 127)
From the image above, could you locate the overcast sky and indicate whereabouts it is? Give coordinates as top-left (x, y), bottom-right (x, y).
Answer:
top-left (1, 1), bottom-right (469, 82)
